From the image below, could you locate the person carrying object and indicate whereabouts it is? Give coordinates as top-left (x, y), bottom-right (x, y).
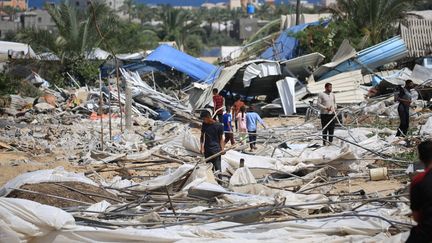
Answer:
top-left (406, 140), bottom-right (432, 243)
top-left (223, 105), bottom-right (235, 145)
top-left (317, 83), bottom-right (337, 145)
top-left (200, 110), bottom-right (224, 174)
top-left (246, 106), bottom-right (266, 151)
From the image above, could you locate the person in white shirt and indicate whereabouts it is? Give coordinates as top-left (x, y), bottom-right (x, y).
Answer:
top-left (317, 83), bottom-right (337, 145)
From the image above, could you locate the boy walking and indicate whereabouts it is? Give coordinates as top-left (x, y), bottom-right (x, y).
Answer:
top-left (223, 105), bottom-right (235, 145)
top-left (246, 106), bottom-right (266, 151)
top-left (200, 110), bottom-right (224, 173)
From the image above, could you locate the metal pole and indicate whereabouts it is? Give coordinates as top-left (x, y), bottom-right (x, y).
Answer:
top-left (295, 0), bottom-right (300, 25)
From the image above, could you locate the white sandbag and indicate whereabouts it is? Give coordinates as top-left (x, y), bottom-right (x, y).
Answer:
top-left (182, 130), bottom-right (201, 153)
top-left (0, 167), bottom-right (98, 197)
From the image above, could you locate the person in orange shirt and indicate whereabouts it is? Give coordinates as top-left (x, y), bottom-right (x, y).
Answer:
top-left (232, 95), bottom-right (245, 132)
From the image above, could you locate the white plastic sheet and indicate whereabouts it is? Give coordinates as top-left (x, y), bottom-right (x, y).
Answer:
top-left (229, 167), bottom-right (257, 186)
top-left (0, 167), bottom-right (98, 197)
top-left (134, 164), bottom-right (194, 191)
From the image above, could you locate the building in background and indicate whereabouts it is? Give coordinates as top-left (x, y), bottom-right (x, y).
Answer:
top-left (20, 9), bottom-right (56, 31)
top-left (229, 0), bottom-right (241, 9)
top-left (320, 0), bottom-right (337, 7)
top-left (0, 0), bottom-right (27, 11)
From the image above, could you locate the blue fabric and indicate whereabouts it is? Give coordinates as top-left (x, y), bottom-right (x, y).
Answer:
top-left (246, 112), bottom-right (264, 131)
top-left (145, 44), bottom-right (220, 83)
top-left (223, 113), bottom-right (232, 131)
top-left (260, 20), bottom-right (328, 61)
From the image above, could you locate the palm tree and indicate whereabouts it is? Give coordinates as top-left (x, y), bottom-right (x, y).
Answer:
top-left (17, 1), bottom-right (118, 62)
top-left (135, 4), bottom-right (154, 24)
top-left (332, 0), bottom-right (415, 44)
top-left (154, 6), bottom-right (204, 51)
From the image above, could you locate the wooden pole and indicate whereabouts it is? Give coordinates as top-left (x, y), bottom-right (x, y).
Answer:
top-left (108, 78), bottom-right (112, 140)
top-left (125, 80), bottom-right (132, 130)
top-left (295, 0), bottom-right (301, 25)
top-left (115, 60), bottom-right (123, 132)
top-left (99, 72), bottom-right (104, 151)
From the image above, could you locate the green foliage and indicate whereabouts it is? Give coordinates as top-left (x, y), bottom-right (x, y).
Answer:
top-left (0, 71), bottom-right (42, 97)
top-left (64, 58), bottom-right (103, 86)
top-left (332, 0), bottom-right (415, 45)
top-left (294, 20), bottom-right (364, 62)
top-left (184, 34), bottom-right (204, 57)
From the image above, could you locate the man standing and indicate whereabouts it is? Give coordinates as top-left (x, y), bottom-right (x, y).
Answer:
top-left (232, 95), bottom-right (245, 131)
top-left (246, 106), bottom-right (266, 151)
top-left (223, 105), bottom-right (235, 145)
top-left (407, 140), bottom-right (432, 243)
top-left (200, 110), bottom-right (224, 174)
top-left (317, 83), bottom-right (336, 145)
top-left (212, 88), bottom-right (224, 123)
top-left (395, 80), bottom-right (415, 137)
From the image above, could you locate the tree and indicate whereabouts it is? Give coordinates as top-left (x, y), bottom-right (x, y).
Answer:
top-left (332, 0), bottom-right (415, 45)
top-left (153, 6), bottom-right (204, 51)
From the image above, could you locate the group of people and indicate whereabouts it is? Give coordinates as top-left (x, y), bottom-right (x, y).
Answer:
top-left (199, 88), bottom-right (266, 177)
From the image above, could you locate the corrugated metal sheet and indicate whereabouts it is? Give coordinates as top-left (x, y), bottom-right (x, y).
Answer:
top-left (297, 88), bottom-right (367, 108)
top-left (316, 36), bottom-right (408, 80)
top-left (281, 52), bottom-right (325, 78)
top-left (400, 19), bottom-right (432, 58)
top-left (307, 70), bottom-right (364, 94)
top-left (276, 77), bottom-right (297, 115)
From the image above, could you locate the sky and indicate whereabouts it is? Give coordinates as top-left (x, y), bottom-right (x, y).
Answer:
top-left (29, 0), bottom-right (321, 9)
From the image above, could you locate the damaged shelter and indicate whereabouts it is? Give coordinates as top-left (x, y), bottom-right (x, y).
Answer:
top-left (1, 12), bottom-right (432, 243)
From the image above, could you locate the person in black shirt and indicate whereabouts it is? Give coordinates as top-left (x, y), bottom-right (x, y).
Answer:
top-left (396, 80), bottom-right (414, 137)
top-left (407, 140), bottom-right (432, 243)
top-left (200, 110), bottom-right (224, 174)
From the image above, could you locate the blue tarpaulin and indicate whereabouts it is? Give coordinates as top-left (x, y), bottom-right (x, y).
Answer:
top-left (260, 20), bottom-right (328, 61)
top-left (144, 44), bottom-right (220, 83)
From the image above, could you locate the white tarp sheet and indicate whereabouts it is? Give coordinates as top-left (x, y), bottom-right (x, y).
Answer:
top-left (0, 167), bottom-right (98, 197)
top-left (134, 164), bottom-right (194, 191)
top-left (243, 62), bottom-right (281, 87)
top-left (0, 197), bottom-right (403, 243)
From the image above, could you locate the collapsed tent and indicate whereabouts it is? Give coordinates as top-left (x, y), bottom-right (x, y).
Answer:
top-left (144, 44), bottom-right (221, 83)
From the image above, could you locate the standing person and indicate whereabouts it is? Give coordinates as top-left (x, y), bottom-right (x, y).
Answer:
top-left (317, 83), bottom-right (337, 145)
top-left (246, 106), bottom-right (266, 151)
top-left (236, 106), bottom-right (248, 144)
top-left (212, 88), bottom-right (224, 123)
top-left (407, 140), bottom-right (432, 243)
top-left (223, 105), bottom-right (235, 145)
top-left (200, 110), bottom-right (224, 174)
top-left (232, 95), bottom-right (245, 131)
top-left (395, 80), bottom-right (414, 137)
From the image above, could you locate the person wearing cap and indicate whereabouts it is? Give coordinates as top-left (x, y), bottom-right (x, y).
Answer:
top-left (200, 110), bottom-right (224, 174)
top-left (212, 88), bottom-right (225, 123)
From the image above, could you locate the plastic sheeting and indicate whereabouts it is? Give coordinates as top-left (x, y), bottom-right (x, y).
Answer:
top-left (229, 167), bottom-right (257, 187)
top-left (242, 62), bottom-right (281, 87)
top-left (0, 167), bottom-right (98, 197)
top-left (134, 164), bottom-right (194, 191)
top-left (0, 197), bottom-right (406, 243)
top-left (145, 44), bottom-right (220, 83)
top-left (420, 116), bottom-right (432, 137)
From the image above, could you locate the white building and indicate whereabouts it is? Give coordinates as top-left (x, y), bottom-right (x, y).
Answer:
top-left (320, 0), bottom-right (337, 7)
